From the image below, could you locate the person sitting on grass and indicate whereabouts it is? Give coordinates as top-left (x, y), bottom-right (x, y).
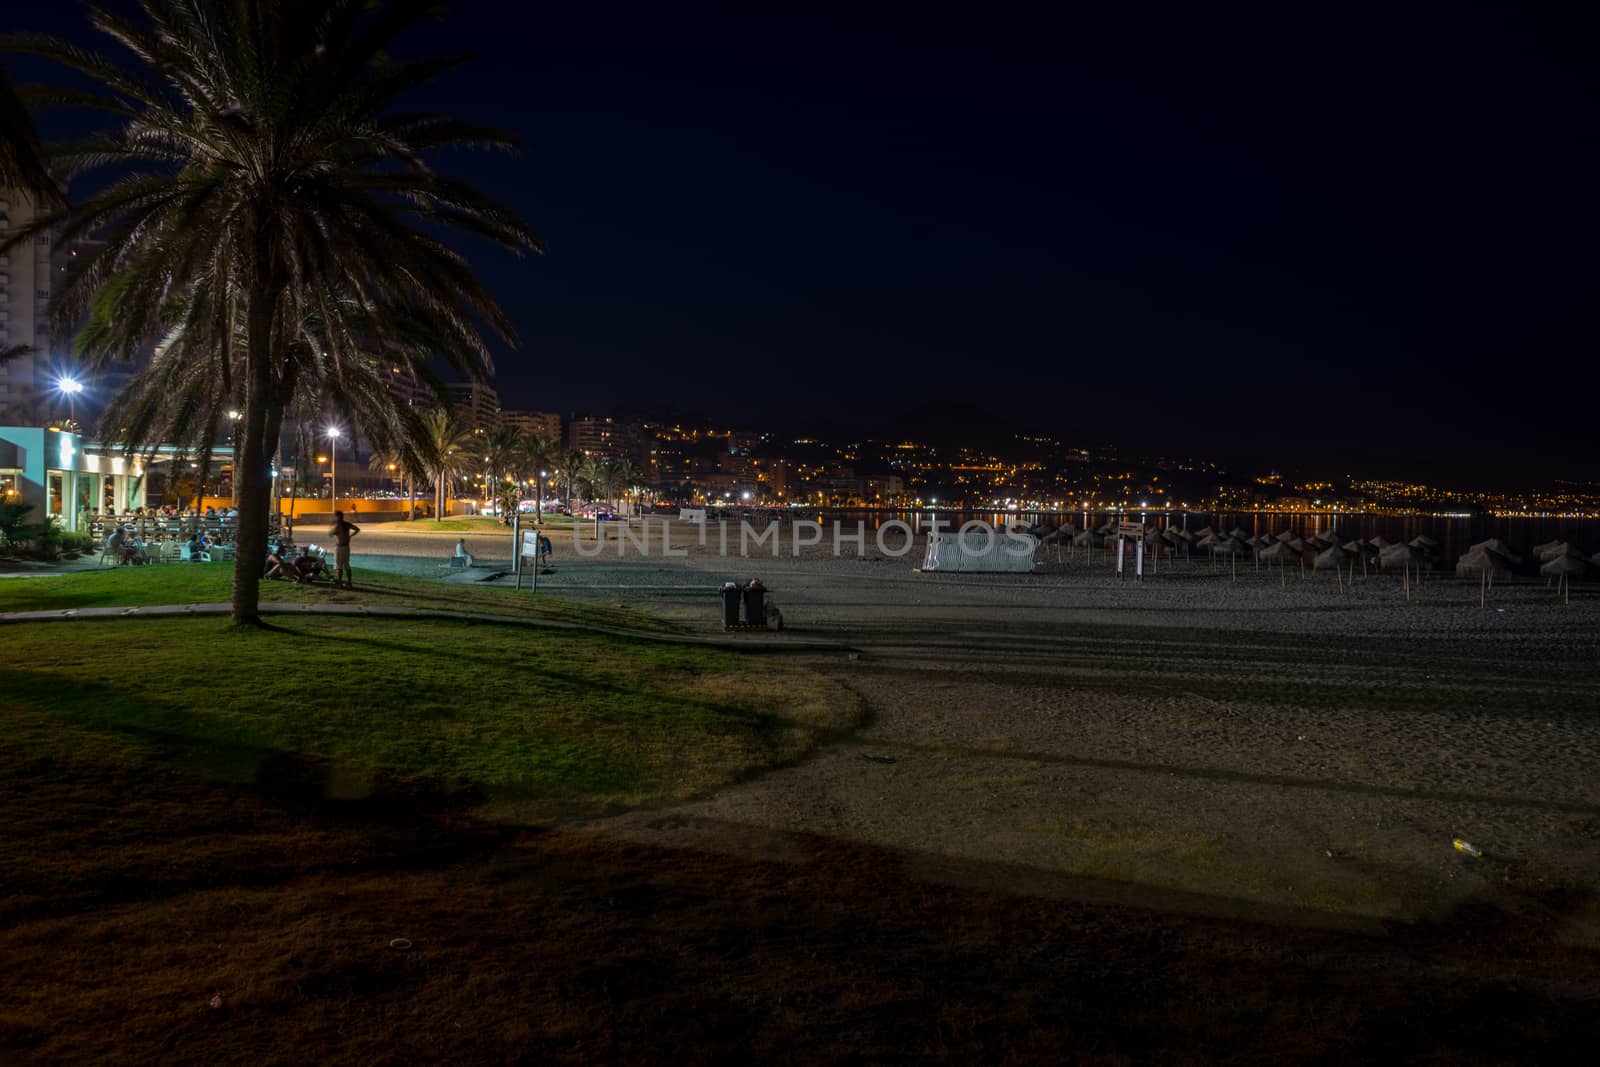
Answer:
top-left (291, 546), bottom-right (328, 583)
top-left (263, 548), bottom-right (292, 580)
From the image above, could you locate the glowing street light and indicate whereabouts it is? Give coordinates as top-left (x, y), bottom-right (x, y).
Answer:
top-left (57, 377), bottom-right (84, 428)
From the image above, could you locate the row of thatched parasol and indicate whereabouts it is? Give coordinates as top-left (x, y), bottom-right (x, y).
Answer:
top-left (1029, 521), bottom-right (1593, 603)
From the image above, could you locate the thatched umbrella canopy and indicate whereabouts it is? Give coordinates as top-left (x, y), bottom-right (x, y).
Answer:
top-left (1378, 542), bottom-right (1421, 569)
top-left (1541, 554), bottom-right (1587, 577)
top-left (1344, 539), bottom-right (1377, 576)
top-left (1531, 539), bottom-right (1563, 558)
top-left (1258, 538), bottom-right (1303, 586)
top-left (1456, 545), bottom-right (1513, 579)
top-left (1379, 542), bottom-right (1427, 599)
top-left (1408, 534), bottom-right (1446, 559)
top-left (1314, 541), bottom-right (1356, 590)
top-left (1283, 535), bottom-right (1312, 554)
top-left (1191, 525), bottom-right (1213, 539)
top-left (1368, 536), bottom-right (1392, 550)
top-left (1540, 553), bottom-right (1587, 603)
top-left (1470, 538), bottom-right (1521, 564)
top-left (1211, 535), bottom-right (1248, 579)
top-left (1536, 541), bottom-right (1585, 562)
top-left (1227, 526), bottom-right (1251, 541)
top-left (1313, 543), bottom-right (1351, 570)
top-left (1259, 540), bottom-right (1302, 563)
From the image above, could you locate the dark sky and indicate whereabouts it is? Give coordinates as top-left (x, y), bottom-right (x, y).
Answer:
top-left (14, 4), bottom-right (1597, 482)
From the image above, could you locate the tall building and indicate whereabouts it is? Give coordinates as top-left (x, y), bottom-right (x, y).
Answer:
top-left (445, 380), bottom-right (500, 430)
top-left (0, 189), bottom-right (53, 424)
top-left (499, 409), bottom-right (562, 444)
top-left (568, 415), bottom-right (647, 466)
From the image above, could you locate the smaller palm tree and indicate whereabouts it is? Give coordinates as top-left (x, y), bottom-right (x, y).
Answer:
top-left (418, 408), bottom-right (475, 520)
top-left (557, 450), bottom-right (585, 511)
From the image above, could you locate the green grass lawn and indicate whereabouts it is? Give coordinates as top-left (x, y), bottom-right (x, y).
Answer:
top-left (1, 615), bottom-right (859, 820)
top-left (0, 564), bottom-right (674, 631)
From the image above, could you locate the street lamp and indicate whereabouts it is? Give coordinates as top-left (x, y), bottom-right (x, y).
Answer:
top-left (325, 426), bottom-right (341, 512)
top-left (57, 377), bottom-right (83, 429)
top-left (538, 469), bottom-right (547, 523)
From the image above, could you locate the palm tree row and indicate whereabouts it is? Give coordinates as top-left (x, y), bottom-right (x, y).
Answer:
top-left (2, 0), bottom-right (539, 622)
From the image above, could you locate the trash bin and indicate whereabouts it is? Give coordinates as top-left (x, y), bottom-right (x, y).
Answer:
top-left (720, 582), bottom-right (741, 629)
top-left (742, 579), bottom-right (766, 627)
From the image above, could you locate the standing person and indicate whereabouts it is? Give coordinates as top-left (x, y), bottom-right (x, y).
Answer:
top-left (329, 509), bottom-right (361, 589)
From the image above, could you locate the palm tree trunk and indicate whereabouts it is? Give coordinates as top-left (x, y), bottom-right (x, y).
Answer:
top-left (230, 287), bottom-right (279, 625)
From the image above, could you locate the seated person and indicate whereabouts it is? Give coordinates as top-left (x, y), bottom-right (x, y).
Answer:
top-left (188, 533), bottom-right (210, 560)
top-left (263, 549), bottom-right (291, 580)
top-left (105, 525), bottom-right (128, 561)
top-left (291, 547), bottom-right (328, 582)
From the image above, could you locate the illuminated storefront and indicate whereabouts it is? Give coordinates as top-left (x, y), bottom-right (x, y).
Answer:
top-left (0, 426), bottom-right (149, 531)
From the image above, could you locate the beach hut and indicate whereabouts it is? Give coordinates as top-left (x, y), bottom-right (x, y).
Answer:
top-left (1539, 554), bottom-right (1587, 604)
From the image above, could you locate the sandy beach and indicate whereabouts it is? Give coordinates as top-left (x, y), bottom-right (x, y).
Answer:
top-left (352, 517), bottom-right (1600, 935)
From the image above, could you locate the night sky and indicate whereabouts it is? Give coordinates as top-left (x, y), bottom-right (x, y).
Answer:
top-left (13, 4), bottom-right (1597, 482)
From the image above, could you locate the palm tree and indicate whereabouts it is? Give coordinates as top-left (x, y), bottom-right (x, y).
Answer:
top-left (417, 408), bottom-right (474, 521)
top-left (7, 1), bottom-right (540, 623)
top-left (557, 450), bottom-right (585, 512)
top-left (606, 458), bottom-right (636, 514)
top-left (479, 423), bottom-right (524, 484)
top-left (519, 434), bottom-right (557, 522)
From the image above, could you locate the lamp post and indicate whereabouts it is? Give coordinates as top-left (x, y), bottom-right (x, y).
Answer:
top-left (538, 470), bottom-right (547, 523)
top-left (325, 426), bottom-right (341, 515)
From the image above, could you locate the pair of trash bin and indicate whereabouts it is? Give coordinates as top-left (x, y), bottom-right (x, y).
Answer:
top-left (720, 579), bottom-right (766, 629)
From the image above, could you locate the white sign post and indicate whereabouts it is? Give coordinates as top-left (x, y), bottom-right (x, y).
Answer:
top-left (517, 529), bottom-right (541, 592)
top-left (1116, 521), bottom-right (1144, 581)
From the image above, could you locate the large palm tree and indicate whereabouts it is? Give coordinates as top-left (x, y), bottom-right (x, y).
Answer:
top-left (6, 1), bottom-right (539, 622)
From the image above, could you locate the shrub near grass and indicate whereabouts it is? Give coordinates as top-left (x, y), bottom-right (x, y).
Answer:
top-left (0, 616), bottom-right (860, 820)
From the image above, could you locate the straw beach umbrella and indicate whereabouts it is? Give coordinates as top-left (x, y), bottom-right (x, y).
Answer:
top-left (1539, 554), bottom-right (1587, 605)
top-left (1380, 542), bottom-right (1426, 601)
top-left (1314, 542), bottom-right (1353, 591)
top-left (1469, 538), bottom-right (1522, 565)
top-left (1457, 543), bottom-right (1515, 606)
top-left (1344, 539), bottom-right (1377, 577)
top-left (1211, 535), bottom-right (1249, 580)
top-left (1258, 538), bottom-right (1303, 588)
